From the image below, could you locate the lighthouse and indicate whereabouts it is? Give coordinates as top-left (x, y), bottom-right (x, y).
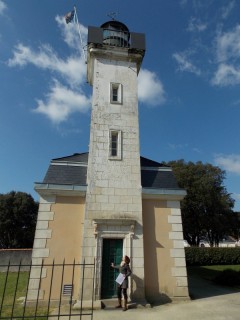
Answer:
top-left (83, 19), bottom-right (146, 302)
top-left (29, 18), bottom-right (189, 308)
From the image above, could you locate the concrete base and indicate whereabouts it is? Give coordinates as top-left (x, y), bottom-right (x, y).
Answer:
top-left (101, 298), bottom-right (151, 309)
top-left (73, 298), bottom-right (152, 310)
top-left (73, 300), bottom-right (102, 310)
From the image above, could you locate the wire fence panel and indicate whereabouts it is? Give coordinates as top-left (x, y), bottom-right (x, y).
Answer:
top-left (0, 259), bottom-right (95, 320)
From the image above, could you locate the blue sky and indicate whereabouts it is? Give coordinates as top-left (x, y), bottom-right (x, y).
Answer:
top-left (0, 0), bottom-right (240, 211)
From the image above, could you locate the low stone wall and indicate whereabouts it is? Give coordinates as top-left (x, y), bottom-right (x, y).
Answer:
top-left (0, 249), bottom-right (32, 271)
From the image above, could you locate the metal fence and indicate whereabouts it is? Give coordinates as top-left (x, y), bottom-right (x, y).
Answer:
top-left (0, 259), bottom-right (95, 320)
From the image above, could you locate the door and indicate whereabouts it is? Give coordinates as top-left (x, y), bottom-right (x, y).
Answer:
top-left (101, 238), bottom-right (123, 299)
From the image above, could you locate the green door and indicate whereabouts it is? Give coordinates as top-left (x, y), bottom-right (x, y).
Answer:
top-left (101, 239), bottom-right (123, 299)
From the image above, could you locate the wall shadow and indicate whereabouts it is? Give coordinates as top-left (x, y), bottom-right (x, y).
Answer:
top-left (187, 267), bottom-right (240, 300)
top-left (131, 273), bottom-right (172, 306)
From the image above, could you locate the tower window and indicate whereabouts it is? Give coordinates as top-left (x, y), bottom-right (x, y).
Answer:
top-left (110, 83), bottom-right (122, 104)
top-left (112, 87), bottom-right (118, 102)
top-left (109, 130), bottom-right (122, 160)
top-left (111, 132), bottom-right (118, 156)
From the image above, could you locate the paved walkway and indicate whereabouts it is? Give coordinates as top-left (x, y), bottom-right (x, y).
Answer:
top-left (93, 293), bottom-right (240, 320)
top-left (93, 273), bottom-right (240, 320)
top-left (51, 272), bottom-right (240, 320)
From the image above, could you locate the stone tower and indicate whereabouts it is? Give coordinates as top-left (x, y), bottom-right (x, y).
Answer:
top-left (82, 20), bottom-right (146, 302)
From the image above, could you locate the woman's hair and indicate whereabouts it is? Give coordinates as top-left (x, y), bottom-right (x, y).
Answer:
top-left (124, 255), bottom-right (130, 264)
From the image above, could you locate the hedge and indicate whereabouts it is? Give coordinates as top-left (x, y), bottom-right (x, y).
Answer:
top-left (185, 247), bottom-right (240, 266)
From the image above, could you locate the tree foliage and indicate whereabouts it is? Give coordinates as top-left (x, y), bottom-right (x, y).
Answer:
top-left (164, 160), bottom-right (236, 246)
top-left (0, 191), bottom-right (38, 249)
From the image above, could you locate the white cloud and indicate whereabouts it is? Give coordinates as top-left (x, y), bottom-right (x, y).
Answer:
top-left (0, 0), bottom-right (6, 15)
top-left (168, 143), bottom-right (188, 150)
top-left (193, 147), bottom-right (201, 154)
top-left (211, 25), bottom-right (240, 86)
top-left (7, 16), bottom-right (90, 123)
top-left (8, 43), bottom-right (62, 70)
top-left (214, 154), bottom-right (240, 175)
top-left (180, 0), bottom-right (188, 7)
top-left (55, 15), bottom-right (88, 52)
top-left (8, 15), bottom-right (164, 121)
top-left (34, 80), bottom-right (91, 123)
top-left (215, 25), bottom-right (240, 63)
top-left (221, 1), bottom-right (235, 19)
top-left (8, 43), bottom-right (86, 87)
top-left (187, 17), bottom-right (207, 32)
top-left (173, 52), bottom-right (201, 76)
top-left (234, 193), bottom-right (240, 200)
top-left (211, 63), bottom-right (240, 86)
top-left (168, 143), bottom-right (202, 154)
top-left (138, 69), bottom-right (166, 106)
top-left (233, 99), bottom-right (240, 106)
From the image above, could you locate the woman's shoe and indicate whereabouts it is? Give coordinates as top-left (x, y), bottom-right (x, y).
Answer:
top-left (122, 299), bottom-right (127, 311)
top-left (115, 298), bottom-right (122, 308)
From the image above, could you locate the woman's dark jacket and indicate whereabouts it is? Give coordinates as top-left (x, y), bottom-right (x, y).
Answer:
top-left (113, 263), bottom-right (132, 289)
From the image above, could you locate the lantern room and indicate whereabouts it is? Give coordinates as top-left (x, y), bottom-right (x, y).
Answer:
top-left (87, 20), bottom-right (146, 84)
top-left (100, 20), bottom-right (130, 47)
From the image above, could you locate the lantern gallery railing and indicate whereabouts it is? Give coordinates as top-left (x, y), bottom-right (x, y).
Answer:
top-left (102, 29), bottom-right (130, 47)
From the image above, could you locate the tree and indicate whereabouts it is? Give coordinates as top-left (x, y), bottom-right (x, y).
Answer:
top-left (231, 212), bottom-right (240, 242)
top-left (0, 191), bottom-right (38, 248)
top-left (164, 160), bottom-right (236, 246)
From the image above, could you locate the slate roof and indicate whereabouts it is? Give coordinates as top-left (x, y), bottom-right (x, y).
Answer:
top-left (51, 153), bottom-right (89, 163)
top-left (42, 153), bottom-right (88, 186)
top-left (140, 156), bottom-right (166, 168)
top-left (42, 152), bottom-right (181, 190)
top-left (141, 169), bottom-right (179, 189)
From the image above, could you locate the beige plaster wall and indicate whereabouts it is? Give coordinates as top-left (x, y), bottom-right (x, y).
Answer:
top-left (142, 199), bottom-right (175, 303)
top-left (41, 196), bottom-right (85, 301)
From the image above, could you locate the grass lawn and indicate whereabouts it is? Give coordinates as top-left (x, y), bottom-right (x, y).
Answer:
top-left (187, 265), bottom-right (240, 286)
top-left (0, 272), bottom-right (47, 319)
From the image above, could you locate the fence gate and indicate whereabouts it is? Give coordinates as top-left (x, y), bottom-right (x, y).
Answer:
top-left (0, 259), bottom-right (95, 320)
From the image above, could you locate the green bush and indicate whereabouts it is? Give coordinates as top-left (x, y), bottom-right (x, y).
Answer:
top-left (185, 247), bottom-right (240, 266)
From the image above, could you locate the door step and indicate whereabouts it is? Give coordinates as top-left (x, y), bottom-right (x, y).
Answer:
top-left (101, 299), bottom-right (137, 310)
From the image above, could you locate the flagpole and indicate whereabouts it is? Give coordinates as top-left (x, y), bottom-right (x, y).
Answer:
top-left (74, 6), bottom-right (87, 63)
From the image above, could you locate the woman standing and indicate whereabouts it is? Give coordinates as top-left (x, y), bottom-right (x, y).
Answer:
top-left (111, 255), bottom-right (132, 311)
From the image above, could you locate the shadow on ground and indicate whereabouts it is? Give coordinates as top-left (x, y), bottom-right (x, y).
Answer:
top-left (187, 269), bottom-right (240, 300)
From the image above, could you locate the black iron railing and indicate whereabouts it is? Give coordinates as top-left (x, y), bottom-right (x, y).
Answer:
top-left (0, 259), bottom-right (95, 320)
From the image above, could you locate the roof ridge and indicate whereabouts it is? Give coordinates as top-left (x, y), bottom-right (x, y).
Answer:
top-left (52, 152), bottom-right (88, 161)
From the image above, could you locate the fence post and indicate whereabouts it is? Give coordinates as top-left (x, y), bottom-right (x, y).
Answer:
top-left (22, 260), bottom-right (33, 317)
top-left (0, 259), bottom-right (10, 318)
top-left (68, 259), bottom-right (76, 316)
top-left (46, 259), bottom-right (55, 317)
top-left (91, 258), bottom-right (96, 320)
top-left (33, 258), bottom-right (44, 318)
top-left (58, 258), bottom-right (65, 318)
top-left (10, 259), bottom-right (22, 319)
